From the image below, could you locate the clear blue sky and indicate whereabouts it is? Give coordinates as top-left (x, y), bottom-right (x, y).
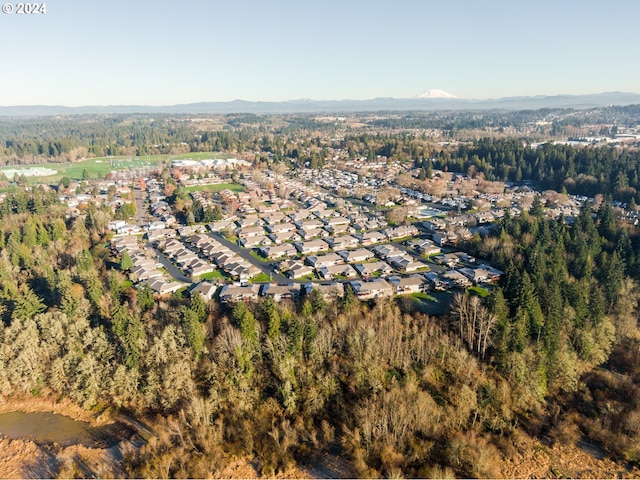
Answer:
top-left (1, 0), bottom-right (638, 106)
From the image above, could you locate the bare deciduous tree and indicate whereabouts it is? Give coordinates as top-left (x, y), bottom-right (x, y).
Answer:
top-left (451, 293), bottom-right (496, 359)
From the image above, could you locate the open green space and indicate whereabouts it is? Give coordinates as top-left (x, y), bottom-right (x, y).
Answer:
top-left (1, 152), bottom-right (232, 183)
top-left (198, 270), bottom-right (227, 281)
top-left (410, 292), bottom-right (438, 302)
top-left (468, 285), bottom-right (490, 297)
top-left (402, 290), bottom-right (452, 315)
top-left (184, 183), bottom-right (245, 193)
top-left (250, 273), bottom-right (272, 283)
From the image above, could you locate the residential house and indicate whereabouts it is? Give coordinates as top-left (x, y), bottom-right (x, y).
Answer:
top-left (454, 252), bottom-right (476, 264)
top-left (433, 253), bottom-right (461, 268)
top-left (387, 275), bottom-right (425, 294)
top-left (218, 284), bottom-right (262, 303)
top-left (190, 281), bottom-right (219, 300)
top-left (423, 271), bottom-right (443, 289)
top-left (295, 219), bottom-right (324, 230)
top-left (261, 244), bottom-right (298, 260)
top-left (130, 265), bottom-right (163, 282)
top-left (353, 261), bottom-right (394, 277)
top-left (284, 260), bottom-right (314, 279)
top-left (188, 260), bottom-right (216, 278)
top-left (265, 222), bottom-right (297, 234)
top-left (351, 278), bottom-right (394, 300)
top-left (432, 231), bottom-right (459, 246)
top-left (337, 248), bottom-right (375, 263)
top-left (318, 263), bottom-right (358, 280)
top-left (372, 244), bottom-right (406, 260)
top-left (383, 225), bottom-right (419, 241)
top-left (238, 225), bottom-right (266, 239)
top-left (295, 239), bottom-right (330, 255)
top-left (111, 235), bottom-right (139, 253)
top-left (146, 278), bottom-right (185, 295)
top-left (323, 216), bottom-right (350, 227)
top-left (147, 220), bottom-right (166, 231)
top-left (306, 252), bottom-right (344, 269)
top-left (239, 235), bottom-right (273, 248)
top-left (224, 261), bottom-right (260, 281)
top-left (145, 228), bottom-right (177, 242)
top-left (298, 227), bottom-right (327, 240)
top-left (476, 264), bottom-right (503, 282)
top-left (442, 270), bottom-right (472, 288)
top-left (288, 209), bottom-right (312, 222)
top-left (424, 218), bottom-right (447, 231)
top-left (260, 283), bottom-right (301, 302)
top-left (325, 223), bottom-right (353, 235)
top-left (235, 214), bottom-right (262, 227)
top-left (360, 231), bottom-right (387, 246)
top-left (178, 225), bottom-right (206, 237)
top-left (408, 238), bottom-right (442, 256)
top-left (207, 219), bottom-right (237, 232)
top-left (325, 235), bottom-right (359, 250)
top-left (210, 250), bottom-right (236, 266)
top-left (261, 212), bottom-right (287, 224)
top-left (161, 239), bottom-right (184, 254)
top-left (304, 282), bottom-right (345, 300)
top-left (389, 257), bottom-right (428, 273)
top-left (269, 231), bottom-right (302, 244)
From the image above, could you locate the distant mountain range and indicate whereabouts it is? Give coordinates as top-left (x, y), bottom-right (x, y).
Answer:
top-left (413, 89), bottom-right (459, 99)
top-left (1, 92), bottom-right (639, 116)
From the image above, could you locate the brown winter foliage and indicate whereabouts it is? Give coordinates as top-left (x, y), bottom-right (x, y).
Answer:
top-left (1, 200), bottom-right (640, 478)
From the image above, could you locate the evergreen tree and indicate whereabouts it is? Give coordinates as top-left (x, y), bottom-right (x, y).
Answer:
top-left (12, 284), bottom-right (46, 321)
top-left (120, 251), bottom-right (134, 271)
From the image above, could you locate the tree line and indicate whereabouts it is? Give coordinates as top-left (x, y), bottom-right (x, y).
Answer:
top-left (418, 138), bottom-right (640, 203)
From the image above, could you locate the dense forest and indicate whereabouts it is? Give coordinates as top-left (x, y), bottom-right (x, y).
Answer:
top-left (0, 114), bottom-right (335, 164)
top-left (413, 139), bottom-right (640, 204)
top-left (0, 183), bottom-right (639, 477)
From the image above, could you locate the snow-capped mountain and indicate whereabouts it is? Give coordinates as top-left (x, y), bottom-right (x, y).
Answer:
top-left (413, 89), bottom-right (459, 99)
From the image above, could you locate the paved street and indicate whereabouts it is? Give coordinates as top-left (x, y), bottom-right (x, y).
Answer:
top-left (133, 185), bottom-right (151, 227)
top-left (151, 246), bottom-right (192, 284)
top-left (209, 232), bottom-right (292, 283)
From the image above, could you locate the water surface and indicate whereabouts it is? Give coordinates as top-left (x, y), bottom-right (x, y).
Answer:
top-left (0, 411), bottom-right (133, 447)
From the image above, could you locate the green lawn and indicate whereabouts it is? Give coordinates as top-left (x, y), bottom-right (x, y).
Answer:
top-left (6, 151), bottom-right (232, 182)
top-left (250, 272), bottom-right (272, 283)
top-left (198, 270), bottom-right (226, 281)
top-left (295, 274), bottom-right (315, 282)
top-left (403, 290), bottom-right (453, 315)
top-left (410, 292), bottom-right (438, 302)
top-left (250, 250), bottom-right (269, 262)
top-left (184, 183), bottom-right (245, 193)
top-left (468, 285), bottom-right (490, 297)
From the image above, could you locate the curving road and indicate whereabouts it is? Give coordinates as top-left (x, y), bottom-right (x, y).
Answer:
top-left (209, 232), bottom-right (292, 283)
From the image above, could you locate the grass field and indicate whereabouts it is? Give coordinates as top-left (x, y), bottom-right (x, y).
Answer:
top-left (468, 285), bottom-right (490, 297)
top-left (410, 292), bottom-right (438, 302)
top-left (1, 152), bottom-right (233, 183)
top-left (198, 270), bottom-right (227, 281)
top-left (404, 290), bottom-right (452, 315)
top-left (184, 183), bottom-right (245, 193)
top-left (250, 273), bottom-right (272, 283)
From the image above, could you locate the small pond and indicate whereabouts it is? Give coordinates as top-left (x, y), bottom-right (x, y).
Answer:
top-left (0, 411), bottom-right (133, 448)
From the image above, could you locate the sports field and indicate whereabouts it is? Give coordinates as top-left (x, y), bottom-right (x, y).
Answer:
top-left (184, 183), bottom-right (245, 193)
top-left (1, 152), bottom-right (233, 183)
